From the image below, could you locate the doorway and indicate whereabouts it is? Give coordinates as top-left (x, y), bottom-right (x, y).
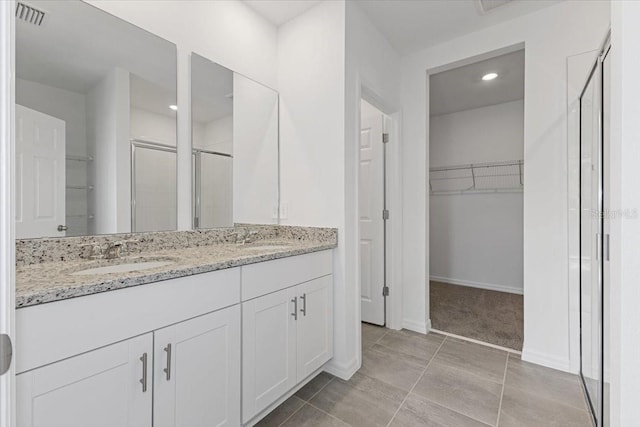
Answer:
top-left (359, 99), bottom-right (388, 326)
top-left (428, 49), bottom-right (525, 351)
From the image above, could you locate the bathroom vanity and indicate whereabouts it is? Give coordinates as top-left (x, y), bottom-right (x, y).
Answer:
top-left (14, 226), bottom-right (336, 427)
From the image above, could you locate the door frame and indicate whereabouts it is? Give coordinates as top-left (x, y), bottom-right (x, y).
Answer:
top-left (356, 83), bottom-right (403, 332)
top-left (0, 1), bottom-right (15, 426)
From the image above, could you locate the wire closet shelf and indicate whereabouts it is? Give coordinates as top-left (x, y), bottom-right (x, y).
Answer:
top-left (429, 160), bottom-right (524, 194)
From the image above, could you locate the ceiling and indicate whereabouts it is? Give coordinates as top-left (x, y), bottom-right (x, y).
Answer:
top-left (355, 0), bottom-right (561, 55)
top-left (429, 49), bottom-right (524, 116)
top-left (16, 0), bottom-right (177, 95)
top-left (243, 0), bottom-right (321, 26)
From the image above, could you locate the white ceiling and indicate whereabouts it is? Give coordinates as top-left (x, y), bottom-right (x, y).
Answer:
top-left (355, 0), bottom-right (561, 55)
top-left (429, 49), bottom-right (524, 116)
top-left (243, 0), bottom-right (321, 26)
top-left (16, 0), bottom-right (177, 95)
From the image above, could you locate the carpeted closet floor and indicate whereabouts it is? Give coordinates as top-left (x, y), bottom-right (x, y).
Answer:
top-left (430, 281), bottom-right (524, 351)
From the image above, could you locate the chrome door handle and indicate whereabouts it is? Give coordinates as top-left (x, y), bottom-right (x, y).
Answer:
top-left (300, 293), bottom-right (306, 316)
top-left (291, 297), bottom-right (298, 320)
top-left (0, 334), bottom-right (12, 376)
top-left (139, 352), bottom-right (148, 392)
top-left (163, 343), bottom-right (172, 381)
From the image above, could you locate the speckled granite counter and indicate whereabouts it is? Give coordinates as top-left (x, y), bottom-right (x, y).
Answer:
top-left (16, 226), bottom-right (337, 308)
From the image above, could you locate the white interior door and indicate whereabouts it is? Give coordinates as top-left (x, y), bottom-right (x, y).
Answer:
top-left (15, 105), bottom-right (65, 239)
top-left (360, 112), bottom-right (385, 325)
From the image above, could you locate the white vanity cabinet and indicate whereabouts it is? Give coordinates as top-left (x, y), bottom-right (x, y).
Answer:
top-left (241, 251), bottom-right (333, 424)
top-left (15, 249), bottom-right (334, 427)
top-left (153, 306), bottom-right (241, 427)
top-left (17, 334), bottom-right (153, 427)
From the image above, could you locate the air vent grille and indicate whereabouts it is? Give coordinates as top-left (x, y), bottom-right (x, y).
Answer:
top-left (478, 0), bottom-right (513, 14)
top-left (15, 2), bottom-right (45, 26)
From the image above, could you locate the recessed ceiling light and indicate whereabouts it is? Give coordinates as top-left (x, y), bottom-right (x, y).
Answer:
top-left (169, 104), bottom-right (178, 111)
top-left (482, 72), bottom-right (498, 81)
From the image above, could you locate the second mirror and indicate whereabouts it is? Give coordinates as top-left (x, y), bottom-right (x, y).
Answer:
top-left (191, 54), bottom-right (279, 229)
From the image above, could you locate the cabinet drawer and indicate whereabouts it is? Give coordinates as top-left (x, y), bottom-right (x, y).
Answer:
top-left (242, 250), bottom-right (332, 301)
top-left (16, 268), bottom-right (241, 373)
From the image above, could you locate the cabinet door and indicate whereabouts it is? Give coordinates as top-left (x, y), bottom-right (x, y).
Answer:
top-left (153, 306), bottom-right (241, 427)
top-left (17, 334), bottom-right (152, 427)
top-left (297, 275), bottom-right (334, 380)
top-left (242, 287), bottom-right (298, 423)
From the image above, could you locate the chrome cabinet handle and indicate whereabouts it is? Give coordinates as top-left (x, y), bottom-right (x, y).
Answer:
top-left (139, 353), bottom-right (148, 392)
top-left (57, 225), bottom-right (68, 232)
top-left (291, 297), bottom-right (298, 320)
top-left (163, 344), bottom-right (172, 381)
top-left (300, 293), bottom-right (306, 317)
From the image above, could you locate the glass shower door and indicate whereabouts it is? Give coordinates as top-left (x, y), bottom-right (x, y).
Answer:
top-left (579, 58), bottom-right (604, 425)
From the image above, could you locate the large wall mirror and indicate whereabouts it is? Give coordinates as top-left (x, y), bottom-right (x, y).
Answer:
top-left (15, 0), bottom-right (177, 238)
top-left (191, 53), bottom-right (279, 229)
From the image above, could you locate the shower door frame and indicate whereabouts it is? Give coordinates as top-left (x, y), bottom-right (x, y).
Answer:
top-left (131, 139), bottom-right (178, 232)
top-left (578, 33), bottom-right (610, 427)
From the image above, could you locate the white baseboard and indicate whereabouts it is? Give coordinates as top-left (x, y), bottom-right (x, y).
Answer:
top-left (430, 275), bottom-right (523, 295)
top-left (402, 318), bottom-right (430, 334)
top-left (324, 355), bottom-right (359, 381)
top-left (521, 348), bottom-right (574, 374)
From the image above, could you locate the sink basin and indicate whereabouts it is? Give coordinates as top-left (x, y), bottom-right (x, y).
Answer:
top-left (71, 260), bottom-right (175, 276)
top-left (243, 245), bottom-right (291, 251)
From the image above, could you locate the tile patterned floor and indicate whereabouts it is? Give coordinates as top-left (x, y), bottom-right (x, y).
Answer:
top-left (257, 323), bottom-right (592, 427)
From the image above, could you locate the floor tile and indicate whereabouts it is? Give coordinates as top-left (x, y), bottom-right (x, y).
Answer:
top-left (359, 345), bottom-right (425, 391)
top-left (377, 329), bottom-right (444, 365)
top-left (505, 354), bottom-right (587, 411)
top-left (310, 372), bottom-right (407, 427)
top-left (362, 323), bottom-right (387, 350)
top-left (296, 372), bottom-right (335, 401)
top-left (499, 385), bottom-right (592, 427)
top-left (281, 404), bottom-right (350, 427)
top-left (413, 361), bottom-right (502, 425)
top-left (255, 396), bottom-right (305, 427)
top-left (390, 393), bottom-right (491, 427)
top-left (433, 338), bottom-right (508, 383)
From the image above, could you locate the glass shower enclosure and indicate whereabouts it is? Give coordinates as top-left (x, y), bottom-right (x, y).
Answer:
top-left (579, 34), bottom-right (610, 426)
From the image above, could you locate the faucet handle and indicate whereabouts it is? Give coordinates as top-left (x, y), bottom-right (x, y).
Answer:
top-left (79, 242), bottom-right (104, 260)
top-left (112, 239), bottom-right (139, 257)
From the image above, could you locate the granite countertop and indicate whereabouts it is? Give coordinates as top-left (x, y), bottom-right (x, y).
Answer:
top-left (16, 239), bottom-right (336, 308)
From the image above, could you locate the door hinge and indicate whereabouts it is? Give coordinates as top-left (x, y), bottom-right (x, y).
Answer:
top-left (0, 334), bottom-right (12, 376)
top-left (382, 209), bottom-right (389, 220)
top-left (382, 286), bottom-right (390, 297)
top-left (382, 133), bottom-right (389, 144)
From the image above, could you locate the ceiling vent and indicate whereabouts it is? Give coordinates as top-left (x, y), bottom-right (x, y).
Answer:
top-left (477, 0), bottom-right (513, 14)
top-left (15, 2), bottom-right (46, 26)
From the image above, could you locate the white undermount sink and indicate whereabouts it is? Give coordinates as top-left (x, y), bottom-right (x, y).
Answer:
top-left (71, 260), bottom-right (175, 276)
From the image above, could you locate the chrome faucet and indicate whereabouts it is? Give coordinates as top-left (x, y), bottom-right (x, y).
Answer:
top-left (80, 239), bottom-right (139, 260)
top-left (104, 240), bottom-right (139, 259)
top-left (232, 229), bottom-right (259, 245)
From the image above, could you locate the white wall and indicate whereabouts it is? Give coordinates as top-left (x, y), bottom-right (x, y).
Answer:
top-left (87, 68), bottom-right (130, 234)
top-left (401, 0), bottom-right (610, 371)
top-left (15, 79), bottom-right (87, 157)
top-left (233, 73), bottom-right (278, 225)
top-left (89, 0), bottom-right (278, 230)
top-left (277, 0), bottom-right (350, 376)
top-left (130, 108), bottom-right (176, 146)
top-left (430, 100), bottom-right (524, 165)
top-left (430, 100), bottom-right (524, 293)
top-left (610, 1), bottom-right (640, 424)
